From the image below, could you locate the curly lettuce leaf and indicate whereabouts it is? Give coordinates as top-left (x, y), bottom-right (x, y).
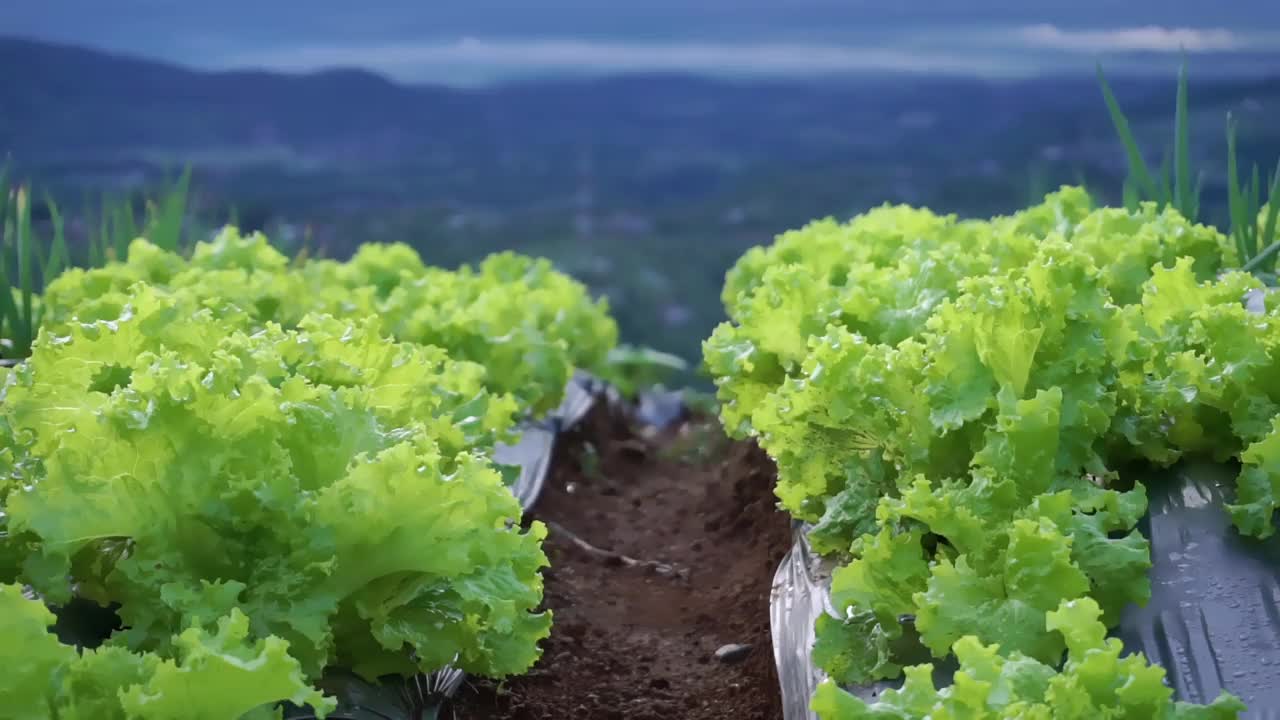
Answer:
top-left (3, 287), bottom-right (551, 684)
top-left (813, 611), bottom-right (903, 686)
top-left (41, 234), bottom-right (616, 417)
top-left (119, 610), bottom-right (334, 720)
top-left (749, 327), bottom-right (925, 520)
top-left (1228, 416), bottom-right (1280, 538)
top-left (707, 196), bottom-right (1280, 687)
top-left (813, 597), bottom-right (1245, 720)
top-left (913, 518), bottom-right (1089, 665)
top-left (0, 583), bottom-right (335, 720)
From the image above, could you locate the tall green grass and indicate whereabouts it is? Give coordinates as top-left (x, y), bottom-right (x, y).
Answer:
top-left (1228, 122), bottom-right (1280, 274)
top-left (1097, 61), bottom-right (1280, 277)
top-left (0, 176), bottom-right (65, 359)
top-left (1097, 62), bottom-right (1201, 220)
top-left (0, 167), bottom-right (196, 359)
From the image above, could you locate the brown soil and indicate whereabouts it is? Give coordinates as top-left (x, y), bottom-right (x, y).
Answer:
top-left (451, 403), bottom-right (792, 720)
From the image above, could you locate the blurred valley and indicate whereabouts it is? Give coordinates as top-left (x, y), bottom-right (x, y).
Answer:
top-left (3, 35), bottom-right (1280, 377)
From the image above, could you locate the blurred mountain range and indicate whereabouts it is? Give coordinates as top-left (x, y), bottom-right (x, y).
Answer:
top-left (3, 35), bottom-right (1279, 374)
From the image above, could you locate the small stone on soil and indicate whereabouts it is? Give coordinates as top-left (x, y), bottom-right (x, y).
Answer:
top-left (713, 643), bottom-right (752, 663)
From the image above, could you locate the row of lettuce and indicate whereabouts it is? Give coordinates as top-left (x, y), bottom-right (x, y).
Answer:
top-left (705, 186), bottom-right (1275, 718)
top-left (0, 231), bottom-right (617, 718)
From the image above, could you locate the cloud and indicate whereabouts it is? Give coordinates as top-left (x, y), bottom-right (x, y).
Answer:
top-left (1016, 24), bottom-right (1244, 52)
top-left (216, 26), bottom-right (1280, 84)
top-left (219, 37), bottom-right (1029, 82)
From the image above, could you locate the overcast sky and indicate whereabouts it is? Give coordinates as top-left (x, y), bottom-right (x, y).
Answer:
top-left (10, 1), bottom-right (1280, 84)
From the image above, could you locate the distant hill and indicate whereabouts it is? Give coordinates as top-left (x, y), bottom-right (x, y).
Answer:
top-left (5, 33), bottom-right (1280, 220)
top-left (6, 34), bottom-right (1278, 177)
top-left (0, 36), bottom-right (465, 161)
top-left (4, 34), bottom-right (1280, 380)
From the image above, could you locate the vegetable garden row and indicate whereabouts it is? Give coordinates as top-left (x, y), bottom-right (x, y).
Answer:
top-left (5, 69), bottom-right (1280, 718)
top-left (0, 233), bottom-right (617, 718)
top-left (707, 186), bottom-right (1278, 718)
top-left (7, 185), bottom-right (1280, 719)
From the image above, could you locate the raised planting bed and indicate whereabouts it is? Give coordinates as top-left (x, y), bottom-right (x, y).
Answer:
top-left (0, 231), bottom-right (625, 718)
top-left (706, 187), bottom-right (1280, 718)
top-left (451, 402), bottom-right (791, 720)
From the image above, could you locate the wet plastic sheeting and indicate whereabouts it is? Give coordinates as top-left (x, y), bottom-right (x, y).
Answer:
top-left (770, 524), bottom-right (836, 720)
top-left (770, 527), bottom-right (945, 720)
top-left (770, 461), bottom-right (1280, 720)
top-left (1117, 461), bottom-right (1280, 718)
top-left (496, 372), bottom-right (601, 510)
top-left (547, 371), bottom-right (603, 437)
top-left (495, 427), bottom-right (557, 509)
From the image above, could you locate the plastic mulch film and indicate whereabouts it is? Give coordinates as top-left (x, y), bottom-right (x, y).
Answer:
top-left (771, 525), bottom-right (924, 720)
top-left (498, 371), bottom-right (603, 510)
top-left (772, 466), bottom-right (1280, 720)
top-left (771, 288), bottom-right (1280, 720)
top-left (286, 373), bottom-right (603, 720)
top-left (770, 523), bottom-right (836, 720)
top-left (1115, 461), bottom-right (1280, 718)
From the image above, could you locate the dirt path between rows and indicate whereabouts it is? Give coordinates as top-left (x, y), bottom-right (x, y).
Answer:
top-left (451, 404), bottom-right (791, 720)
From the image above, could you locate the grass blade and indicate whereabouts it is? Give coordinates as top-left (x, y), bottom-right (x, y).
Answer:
top-left (29, 205), bottom-right (49, 275)
top-left (1122, 179), bottom-right (1139, 211)
top-left (16, 186), bottom-right (34, 354)
top-left (1243, 239), bottom-right (1280, 274)
top-left (1264, 160), bottom-right (1280, 272)
top-left (0, 260), bottom-right (16, 359)
top-left (1158, 149), bottom-right (1173, 208)
top-left (109, 194), bottom-right (139, 262)
top-left (92, 196), bottom-right (109, 267)
top-left (148, 165), bottom-right (191, 253)
top-left (119, 197), bottom-right (137, 261)
top-left (0, 187), bottom-right (16, 356)
top-left (1192, 169), bottom-right (1204, 224)
top-left (1252, 164), bottom-right (1263, 260)
top-left (1174, 59), bottom-right (1194, 218)
top-left (1226, 115), bottom-right (1253, 262)
top-left (1097, 63), bottom-right (1160, 202)
top-left (43, 192), bottom-right (68, 286)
